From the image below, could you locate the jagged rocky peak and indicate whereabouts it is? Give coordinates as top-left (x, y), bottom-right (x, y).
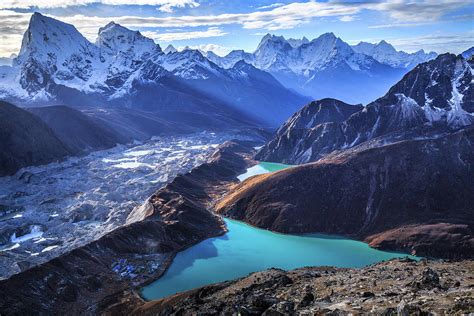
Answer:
top-left (163, 44), bottom-right (177, 54)
top-left (284, 98), bottom-right (363, 129)
top-left (15, 12), bottom-right (99, 94)
top-left (255, 98), bottom-right (363, 163)
top-left (287, 36), bottom-right (309, 48)
top-left (17, 12), bottom-right (96, 62)
top-left (257, 53), bottom-right (473, 165)
top-left (379, 53), bottom-right (473, 125)
top-left (96, 21), bottom-right (160, 58)
top-left (255, 33), bottom-right (292, 54)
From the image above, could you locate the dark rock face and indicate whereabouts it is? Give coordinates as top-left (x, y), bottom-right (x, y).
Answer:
top-left (0, 141), bottom-right (254, 315)
top-left (257, 54), bottom-right (473, 164)
top-left (255, 99), bottom-right (363, 163)
top-left (217, 128), bottom-right (474, 259)
top-left (132, 259), bottom-right (474, 315)
top-left (0, 101), bottom-right (70, 176)
top-left (28, 105), bottom-right (126, 154)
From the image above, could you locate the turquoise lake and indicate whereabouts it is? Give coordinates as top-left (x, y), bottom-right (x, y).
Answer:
top-left (141, 163), bottom-right (418, 301)
top-left (237, 161), bottom-right (292, 181)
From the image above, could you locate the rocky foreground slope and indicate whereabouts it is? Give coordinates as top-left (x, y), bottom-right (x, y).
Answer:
top-left (134, 258), bottom-right (474, 315)
top-left (218, 128), bottom-right (474, 259)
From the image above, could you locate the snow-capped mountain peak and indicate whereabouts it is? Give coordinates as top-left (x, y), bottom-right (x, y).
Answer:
top-left (376, 40), bottom-right (396, 51)
top-left (352, 40), bottom-right (437, 69)
top-left (287, 36), bottom-right (309, 48)
top-left (17, 12), bottom-right (96, 64)
top-left (96, 21), bottom-right (160, 59)
top-left (12, 12), bottom-right (100, 97)
top-left (255, 34), bottom-right (291, 54)
top-left (163, 44), bottom-right (177, 54)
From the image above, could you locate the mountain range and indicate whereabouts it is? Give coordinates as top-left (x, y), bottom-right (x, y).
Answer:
top-left (0, 13), bottom-right (443, 127)
top-left (257, 53), bottom-right (474, 164)
top-left (0, 13), bottom-right (309, 127)
top-left (206, 33), bottom-right (437, 104)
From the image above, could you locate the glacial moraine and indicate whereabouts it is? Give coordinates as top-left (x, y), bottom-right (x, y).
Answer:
top-left (0, 132), bottom-right (239, 279)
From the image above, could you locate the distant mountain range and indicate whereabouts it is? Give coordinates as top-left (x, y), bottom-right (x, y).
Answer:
top-left (206, 33), bottom-right (438, 104)
top-left (0, 13), bottom-right (451, 124)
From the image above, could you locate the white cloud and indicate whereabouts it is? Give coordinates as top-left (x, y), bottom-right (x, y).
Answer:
top-left (54, 1), bottom-right (471, 31)
top-left (388, 32), bottom-right (474, 54)
top-left (53, 1), bottom-right (362, 31)
top-left (256, 3), bottom-right (285, 10)
top-left (339, 15), bottom-right (354, 22)
top-left (370, 0), bottom-right (471, 22)
top-left (0, 0), bottom-right (199, 12)
top-left (177, 43), bottom-right (233, 56)
top-left (142, 27), bottom-right (227, 41)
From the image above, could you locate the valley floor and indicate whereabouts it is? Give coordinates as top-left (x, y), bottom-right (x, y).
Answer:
top-left (134, 258), bottom-right (474, 315)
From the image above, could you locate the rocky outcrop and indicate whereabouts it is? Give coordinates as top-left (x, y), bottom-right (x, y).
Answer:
top-left (0, 140), bottom-right (255, 315)
top-left (132, 259), bottom-right (474, 315)
top-left (0, 101), bottom-right (70, 176)
top-left (255, 98), bottom-right (362, 163)
top-left (257, 53), bottom-right (474, 164)
top-left (217, 128), bottom-right (474, 259)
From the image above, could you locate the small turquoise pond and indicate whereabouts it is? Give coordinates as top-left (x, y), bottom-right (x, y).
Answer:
top-left (237, 161), bottom-right (292, 181)
top-left (141, 162), bottom-right (418, 301)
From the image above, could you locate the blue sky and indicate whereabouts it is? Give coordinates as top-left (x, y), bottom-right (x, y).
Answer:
top-left (0, 0), bottom-right (473, 57)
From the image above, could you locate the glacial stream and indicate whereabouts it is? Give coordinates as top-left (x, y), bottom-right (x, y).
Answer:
top-left (141, 162), bottom-right (418, 301)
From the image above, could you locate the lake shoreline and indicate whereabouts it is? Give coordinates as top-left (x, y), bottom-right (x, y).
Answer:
top-left (141, 216), bottom-right (418, 301)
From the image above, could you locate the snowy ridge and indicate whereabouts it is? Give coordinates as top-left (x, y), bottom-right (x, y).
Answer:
top-left (163, 44), bottom-right (177, 54)
top-left (352, 40), bottom-right (437, 69)
top-left (206, 33), bottom-right (426, 74)
top-left (156, 49), bottom-right (225, 80)
top-left (203, 32), bottom-right (411, 104)
top-left (446, 58), bottom-right (473, 127)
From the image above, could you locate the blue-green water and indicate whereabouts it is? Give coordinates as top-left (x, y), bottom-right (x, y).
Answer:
top-left (141, 218), bottom-right (418, 301)
top-left (237, 161), bottom-right (292, 181)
